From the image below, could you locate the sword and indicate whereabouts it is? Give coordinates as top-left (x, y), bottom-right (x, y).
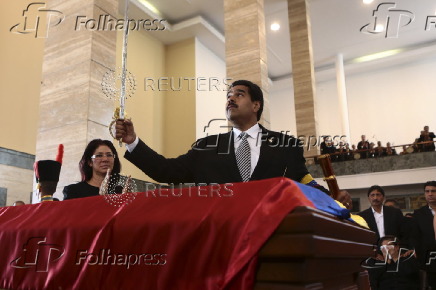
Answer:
top-left (101, 0), bottom-right (136, 144)
top-left (118, 0), bottom-right (130, 146)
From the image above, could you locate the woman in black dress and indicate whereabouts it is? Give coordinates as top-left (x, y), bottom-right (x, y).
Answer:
top-left (63, 139), bottom-right (121, 200)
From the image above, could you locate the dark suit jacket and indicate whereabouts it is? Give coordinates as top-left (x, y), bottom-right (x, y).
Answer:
top-left (419, 132), bottom-right (436, 151)
top-left (124, 126), bottom-right (311, 185)
top-left (357, 141), bottom-right (370, 158)
top-left (358, 206), bottom-right (405, 243)
top-left (412, 206), bottom-right (436, 270)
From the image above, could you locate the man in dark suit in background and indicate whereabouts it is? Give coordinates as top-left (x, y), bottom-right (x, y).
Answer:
top-left (320, 136), bottom-right (337, 162)
top-left (115, 80), bottom-right (346, 201)
top-left (412, 181), bottom-right (436, 289)
top-left (357, 135), bottom-right (370, 159)
top-left (358, 185), bottom-right (405, 245)
top-left (419, 126), bottom-right (435, 152)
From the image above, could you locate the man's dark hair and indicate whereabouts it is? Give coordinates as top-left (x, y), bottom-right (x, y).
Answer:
top-left (378, 235), bottom-right (399, 248)
top-left (230, 80), bottom-right (264, 121)
top-left (424, 180), bottom-right (436, 190)
top-left (367, 185), bottom-right (385, 197)
top-left (384, 199), bottom-right (399, 208)
top-left (79, 139), bottom-right (121, 181)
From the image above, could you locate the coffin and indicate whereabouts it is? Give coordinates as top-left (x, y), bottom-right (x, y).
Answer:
top-left (255, 206), bottom-right (376, 289)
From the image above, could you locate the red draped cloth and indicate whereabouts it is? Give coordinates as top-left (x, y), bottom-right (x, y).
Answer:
top-left (0, 178), bottom-right (314, 290)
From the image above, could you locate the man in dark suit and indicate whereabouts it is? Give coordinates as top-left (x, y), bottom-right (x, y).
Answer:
top-left (358, 185), bottom-right (405, 245)
top-left (357, 135), bottom-right (370, 159)
top-left (115, 80), bottom-right (335, 198)
top-left (419, 126), bottom-right (436, 152)
top-left (320, 136), bottom-right (337, 162)
top-left (412, 181), bottom-right (436, 289)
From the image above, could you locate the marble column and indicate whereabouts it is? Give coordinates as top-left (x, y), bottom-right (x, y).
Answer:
top-left (287, 0), bottom-right (318, 155)
top-left (336, 54), bottom-right (351, 144)
top-left (224, 0), bottom-right (270, 127)
top-left (34, 0), bottom-right (118, 201)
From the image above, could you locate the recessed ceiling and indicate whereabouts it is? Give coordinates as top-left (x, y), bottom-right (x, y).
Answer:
top-left (128, 0), bottom-right (436, 80)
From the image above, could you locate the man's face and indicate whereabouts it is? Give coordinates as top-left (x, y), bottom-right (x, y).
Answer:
top-left (361, 135), bottom-right (366, 141)
top-left (368, 190), bottom-right (385, 207)
top-left (424, 126), bottom-right (429, 132)
top-left (424, 185), bottom-right (436, 205)
top-left (226, 85), bottom-right (260, 123)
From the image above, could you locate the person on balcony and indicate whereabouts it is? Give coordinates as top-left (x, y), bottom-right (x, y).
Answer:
top-left (357, 135), bottom-right (370, 159)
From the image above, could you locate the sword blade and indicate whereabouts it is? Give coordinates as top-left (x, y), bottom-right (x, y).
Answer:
top-left (119, 0), bottom-right (129, 120)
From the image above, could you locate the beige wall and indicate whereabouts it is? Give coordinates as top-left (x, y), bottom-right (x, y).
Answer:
top-left (114, 34), bottom-right (196, 181)
top-left (114, 30), bottom-right (166, 181)
top-left (0, 0), bottom-right (44, 154)
top-left (163, 39), bottom-right (196, 158)
top-left (195, 39), bottom-right (228, 140)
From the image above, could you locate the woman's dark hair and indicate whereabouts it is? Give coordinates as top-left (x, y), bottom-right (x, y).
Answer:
top-left (79, 139), bottom-right (121, 181)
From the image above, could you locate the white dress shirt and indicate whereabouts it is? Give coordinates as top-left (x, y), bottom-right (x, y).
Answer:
top-left (372, 206), bottom-right (385, 238)
top-left (126, 136), bottom-right (140, 152)
top-left (232, 124), bottom-right (262, 176)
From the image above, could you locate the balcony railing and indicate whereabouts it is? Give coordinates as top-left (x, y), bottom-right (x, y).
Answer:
top-left (307, 150), bottom-right (436, 178)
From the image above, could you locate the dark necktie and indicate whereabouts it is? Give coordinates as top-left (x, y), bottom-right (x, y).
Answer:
top-left (236, 132), bottom-right (251, 182)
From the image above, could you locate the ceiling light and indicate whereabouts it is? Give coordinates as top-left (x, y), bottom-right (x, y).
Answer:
top-left (363, 0), bottom-right (374, 4)
top-left (271, 23), bottom-right (280, 31)
top-left (138, 0), bottom-right (162, 17)
top-left (353, 49), bottom-right (403, 63)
